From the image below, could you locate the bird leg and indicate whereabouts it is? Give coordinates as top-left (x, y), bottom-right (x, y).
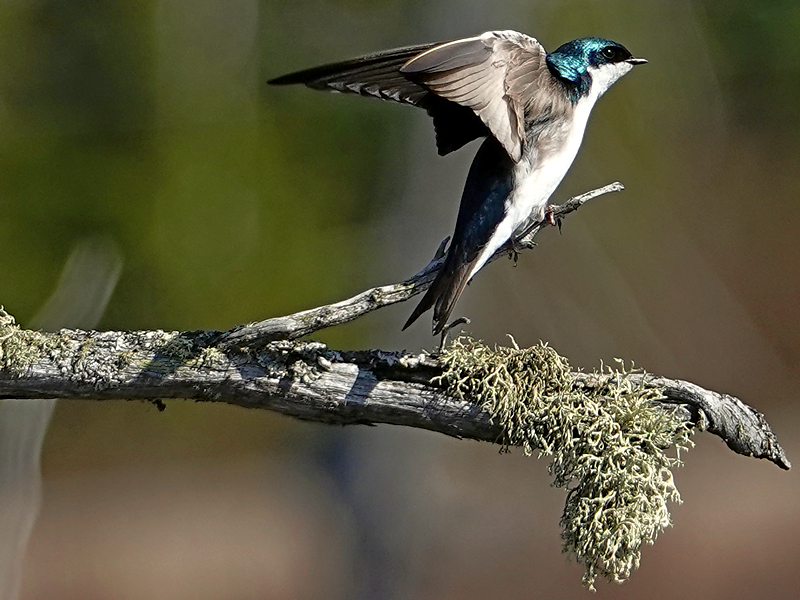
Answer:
top-left (436, 317), bottom-right (471, 354)
top-left (544, 205), bottom-right (563, 232)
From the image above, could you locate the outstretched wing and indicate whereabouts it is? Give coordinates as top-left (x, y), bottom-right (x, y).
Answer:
top-left (269, 31), bottom-right (548, 161)
top-left (269, 42), bottom-right (486, 155)
top-left (268, 43), bottom-right (437, 104)
top-left (401, 31), bottom-right (547, 162)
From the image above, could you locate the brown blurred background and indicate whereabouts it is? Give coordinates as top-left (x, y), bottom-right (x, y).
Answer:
top-left (1, 0), bottom-right (798, 598)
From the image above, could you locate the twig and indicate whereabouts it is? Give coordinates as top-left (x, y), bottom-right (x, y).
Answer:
top-left (219, 182), bottom-right (625, 349)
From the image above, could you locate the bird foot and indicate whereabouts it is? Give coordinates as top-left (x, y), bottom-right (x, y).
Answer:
top-left (544, 206), bottom-right (562, 231)
top-left (508, 237), bottom-right (530, 266)
top-left (437, 317), bottom-right (471, 354)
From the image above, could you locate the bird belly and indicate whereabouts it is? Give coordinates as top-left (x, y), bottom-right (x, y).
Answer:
top-left (466, 141), bottom-right (582, 281)
top-left (464, 98), bottom-right (595, 282)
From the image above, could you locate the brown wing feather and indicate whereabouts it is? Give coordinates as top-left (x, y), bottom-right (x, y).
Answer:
top-left (269, 42), bottom-right (488, 155)
top-left (268, 44), bottom-right (437, 104)
top-left (401, 31), bottom-right (547, 162)
top-left (269, 31), bottom-right (553, 161)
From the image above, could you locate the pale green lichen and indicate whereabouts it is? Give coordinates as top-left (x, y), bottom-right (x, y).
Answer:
top-left (0, 308), bottom-right (48, 374)
top-left (437, 337), bottom-right (693, 589)
top-left (155, 333), bottom-right (197, 362)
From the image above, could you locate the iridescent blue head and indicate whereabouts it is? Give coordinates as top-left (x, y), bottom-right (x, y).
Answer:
top-left (546, 37), bottom-right (646, 102)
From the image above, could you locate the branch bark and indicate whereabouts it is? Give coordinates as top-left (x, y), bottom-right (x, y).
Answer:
top-left (0, 183), bottom-right (790, 471)
top-left (0, 315), bottom-right (790, 471)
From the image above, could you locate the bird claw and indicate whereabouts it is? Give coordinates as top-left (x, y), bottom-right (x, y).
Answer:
top-left (437, 317), bottom-right (470, 353)
top-left (544, 206), bottom-right (562, 231)
top-left (507, 236), bottom-right (529, 265)
top-left (433, 236), bottom-right (450, 260)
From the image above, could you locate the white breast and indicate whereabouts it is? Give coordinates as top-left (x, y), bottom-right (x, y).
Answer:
top-left (467, 97), bottom-right (598, 281)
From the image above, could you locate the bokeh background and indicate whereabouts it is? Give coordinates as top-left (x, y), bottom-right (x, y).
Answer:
top-left (1, 0), bottom-right (799, 598)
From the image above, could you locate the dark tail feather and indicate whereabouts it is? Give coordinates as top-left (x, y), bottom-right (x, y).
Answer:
top-left (402, 284), bottom-right (437, 331)
top-left (402, 256), bottom-right (474, 335)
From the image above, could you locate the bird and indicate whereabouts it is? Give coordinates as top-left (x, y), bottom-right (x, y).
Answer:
top-left (269, 30), bottom-right (646, 335)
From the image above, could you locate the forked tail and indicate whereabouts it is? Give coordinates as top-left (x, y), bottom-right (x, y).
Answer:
top-left (403, 251), bottom-right (475, 335)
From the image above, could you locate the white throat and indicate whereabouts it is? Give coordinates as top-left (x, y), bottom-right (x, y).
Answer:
top-left (586, 61), bottom-right (634, 99)
top-left (466, 64), bottom-right (634, 282)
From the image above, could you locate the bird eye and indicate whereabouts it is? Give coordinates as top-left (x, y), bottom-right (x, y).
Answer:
top-left (601, 47), bottom-right (618, 60)
top-left (600, 46), bottom-right (631, 62)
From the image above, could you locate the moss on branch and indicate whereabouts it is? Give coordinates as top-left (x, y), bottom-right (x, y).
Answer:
top-left (437, 337), bottom-right (693, 588)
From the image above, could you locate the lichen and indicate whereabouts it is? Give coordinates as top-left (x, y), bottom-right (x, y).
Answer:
top-left (198, 346), bottom-right (228, 367)
top-left (0, 308), bottom-right (48, 374)
top-left (257, 340), bottom-right (332, 383)
top-left (154, 333), bottom-right (197, 362)
top-left (436, 337), bottom-right (693, 589)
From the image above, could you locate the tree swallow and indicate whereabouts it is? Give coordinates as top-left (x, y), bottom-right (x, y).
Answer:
top-left (269, 30), bottom-right (646, 335)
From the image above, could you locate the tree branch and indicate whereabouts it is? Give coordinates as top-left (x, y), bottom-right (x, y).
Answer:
top-left (219, 182), bottom-right (625, 348)
top-left (1, 177), bottom-right (790, 587)
top-left (0, 310), bottom-right (790, 470)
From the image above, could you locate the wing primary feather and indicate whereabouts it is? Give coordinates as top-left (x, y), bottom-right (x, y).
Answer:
top-left (269, 33), bottom-right (545, 161)
top-left (401, 38), bottom-right (489, 74)
top-left (268, 43), bottom-right (439, 88)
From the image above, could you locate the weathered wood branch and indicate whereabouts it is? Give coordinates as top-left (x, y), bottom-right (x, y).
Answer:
top-left (0, 313), bottom-right (790, 470)
top-left (219, 182), bottom-right (625, 348)
top-left (0, 182), bottom-right (789, 471)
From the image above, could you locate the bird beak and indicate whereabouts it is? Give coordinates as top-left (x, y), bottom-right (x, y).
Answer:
top-left (626, 57), bottom-right (648, 65)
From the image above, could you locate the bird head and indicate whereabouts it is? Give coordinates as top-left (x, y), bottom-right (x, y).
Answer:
top-left (546, 38), bottom-right (647, 101)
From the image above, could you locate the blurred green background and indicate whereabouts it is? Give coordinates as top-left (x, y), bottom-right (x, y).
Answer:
top-left (1, 0), bottom-right (798, 598)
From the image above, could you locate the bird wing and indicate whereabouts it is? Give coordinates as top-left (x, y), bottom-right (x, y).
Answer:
top-left (269, 31), bottom-right (549, 160)
top-left (269, 42), bottom-right (488, 156)
top-left (400, 31), bottom-right (548, 162)
top-left (268, 43), bottom-right (438, 105)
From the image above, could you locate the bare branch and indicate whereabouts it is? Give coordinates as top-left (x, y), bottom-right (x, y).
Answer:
top-left (626, 374), bottom-right (790, 470)
top-left (1, 179), bottom-right (789, 591)
top-left (219, 182), bottom-right (625, 349)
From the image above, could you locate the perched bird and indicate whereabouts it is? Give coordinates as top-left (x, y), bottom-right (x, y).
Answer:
top-left (269, 30), bottom-right (646, 335)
